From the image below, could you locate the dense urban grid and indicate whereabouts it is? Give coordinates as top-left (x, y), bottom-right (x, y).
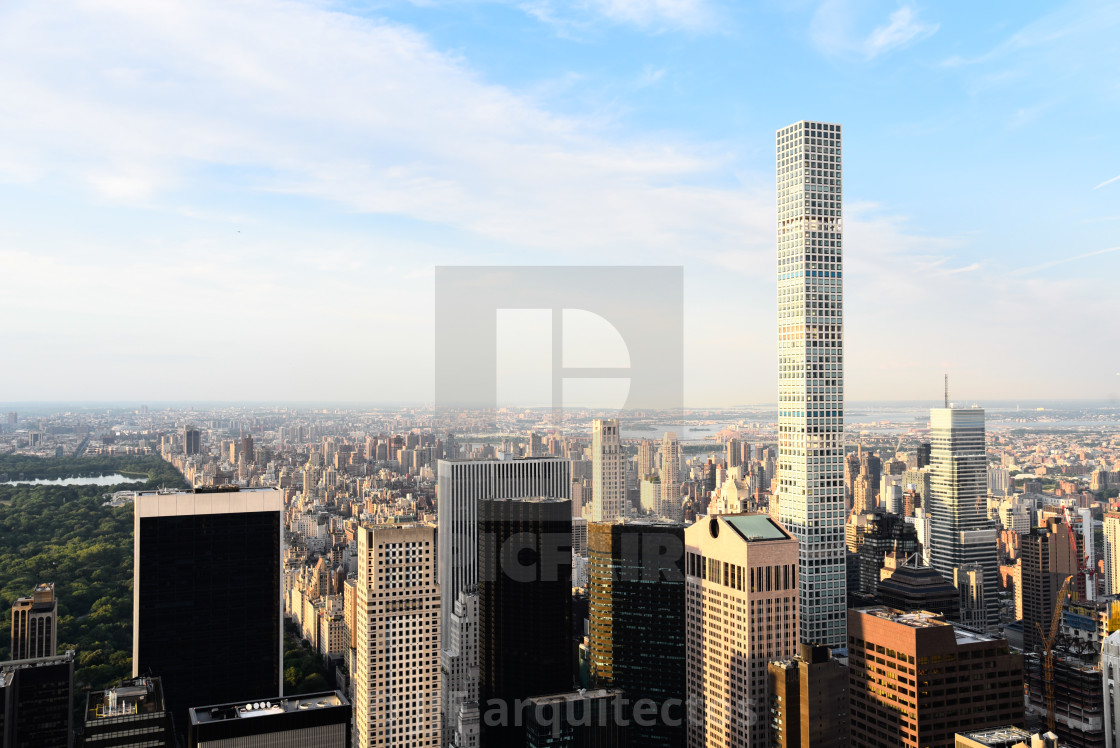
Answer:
top-left (2, 121), bottom-right (1119, 748)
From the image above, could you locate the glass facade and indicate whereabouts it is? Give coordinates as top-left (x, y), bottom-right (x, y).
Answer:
top-left (136, 507), bottom-right (282, 728)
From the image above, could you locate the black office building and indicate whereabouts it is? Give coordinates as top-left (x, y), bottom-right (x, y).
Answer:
top-left (188, 692), bottom-right (351, 748)
top-left (588, 519), bottom-right (685, 748)
top-left (0, 650), bottom-right (75, 748)
top-left (183, 426), bottom-right (201, 456)
top-left (478, 496), bottom-right (572, 748)
top-left (133, 488), bottom-right (283, 730)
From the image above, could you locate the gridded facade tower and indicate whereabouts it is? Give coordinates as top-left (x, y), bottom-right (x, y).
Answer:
top-left (776, 120), bottom-right (847, 647)
top-left (660, 432), bottom-right (682, 522)
top-left (355, 524), bottom-right (441, 748)
top-left (685, 513), bottom-right (799, 748)
top-left (591, 419), bottom-right (624, 522)
top-left (928, 407), bottom-right (1000, 631)
top-left (847, 607), bottom-right (1024, 748)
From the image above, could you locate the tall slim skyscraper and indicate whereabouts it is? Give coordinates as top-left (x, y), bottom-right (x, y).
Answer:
top-left (660, 432), bottom-right (681, 522)
top-left (637, 439), bottom-right (655, 480)
top-left (928, 406), bottom-right (1000, 630)
top-left (10, 582), bottom-right (57, 661)
top-left (436, 457), bottom-right (570, 641)
top-left (133, 488), bottom-right (283, 728)
top-left (776, 119), bottom-right (847, 647)
top-left (478, 497), bottom-right (572, 748)
top-left (591, 419), bottom-right (624, 522)
top-left (355, 523), bottom-right (441, 748)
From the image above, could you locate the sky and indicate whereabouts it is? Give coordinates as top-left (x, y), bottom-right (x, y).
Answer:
top-left (0, 0), bottom-right (1118, 406)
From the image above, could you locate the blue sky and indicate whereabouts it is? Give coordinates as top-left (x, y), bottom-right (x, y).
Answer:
top-left (0, 0), bottom-right (1118, 405)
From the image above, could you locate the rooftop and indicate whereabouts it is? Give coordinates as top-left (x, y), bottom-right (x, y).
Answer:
top-left (957, 725), bottom-right (1032, 746)
top-left (0, 651), bottom-right (75, 688)
top-left (189, 691), bottom-right (348, 725)
top-left (723, 513), bottom-right (790, 542)
top-left (86, 678), bottom-right (165, 722)
top-left (857, 607), bottom-right (998, 644)
top-left (526, 688), bottom-right (622, 706)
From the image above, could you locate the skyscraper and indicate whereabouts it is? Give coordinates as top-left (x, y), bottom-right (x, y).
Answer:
top-left (591, 419), bottom-right (624, 522)
top-left (1105, 512), bottom-right (1120, 597)
top-left (766, 644), bottom-right (849, 748)
top-left (588, 520), bottom-right (686, 748)
top-left (0, 650), bottom-right (75, 748)
top-left (133, 488), bottom-right (283, 727)
top-left (685, 513), bottom-right (799, 748)
top-left (355, 523), bottom-right (440, 748)
top-left (660, 432), bottom-right (681, 522)
top-left (848, 607), bottom-right (1023, 748)
top-left (183, 425), bottom-right (201, 456)
top-left (442, 591), bottom-right (479, 748)
top-left (435, 457), bottom-right (570, 642)
top-left (928, 406), bottom-right (1000, 630)
top-left (478, 497), bottom-right (572, 748)
top-left (1020, 518), bottom-right (1078, 652)
top-left (776, 119), bottom-right (847, 647)
top-left (637, 439), bottom-right (655, 480)
top-left (10, 582), bottom-right (57, 660)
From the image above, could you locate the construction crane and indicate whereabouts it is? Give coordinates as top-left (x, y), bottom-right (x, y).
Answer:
top-left (1036, 574), bottom-right (1074, 734)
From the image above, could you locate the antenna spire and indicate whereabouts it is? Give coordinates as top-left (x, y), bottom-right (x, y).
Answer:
top-left (944, 374), bottom-right (949, 408)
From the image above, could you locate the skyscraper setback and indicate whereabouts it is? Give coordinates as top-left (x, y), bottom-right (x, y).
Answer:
top-left (776, 120), bottom-right (847, 647)
top-left (435, 457), bottom-right (570, 639)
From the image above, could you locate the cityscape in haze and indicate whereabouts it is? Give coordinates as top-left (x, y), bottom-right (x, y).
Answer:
top-left (2, 2), bottom-right (1120, 748)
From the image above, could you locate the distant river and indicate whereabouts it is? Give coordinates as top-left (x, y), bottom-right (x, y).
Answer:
top-left (0, 474), bottom-right (147, 487)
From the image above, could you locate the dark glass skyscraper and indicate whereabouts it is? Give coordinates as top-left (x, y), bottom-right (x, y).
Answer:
top-left (0, 650), bottom-right (75, 748)
top-left (183, 426), bottom-right (201, 456)
top-left (478, 496), bottom-right (572, 748)
top-left (133, 488), bottom-right (283, 729)
top-left (588, 519), bottom-right (685, 748)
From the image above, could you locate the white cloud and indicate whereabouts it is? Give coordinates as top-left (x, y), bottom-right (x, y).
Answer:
top-left (1094, 174), bottom-right (1120, 190)
top-left (1, 0), bottom-right (1115, 403)
top-left (810, 1), bottom-right (938, 60)
top-left (586, 0), bottom-right (713, 29)
top-left (862, 6), bottom-right (938, 59)
top-left (0, 0), bottom-right (747, 259)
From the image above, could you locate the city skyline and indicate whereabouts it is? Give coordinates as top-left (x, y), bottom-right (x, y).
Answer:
top-left (1, 1), bottom-right (1119, 404)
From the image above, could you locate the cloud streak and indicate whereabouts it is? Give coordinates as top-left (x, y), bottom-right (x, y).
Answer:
top-left (1094, 174), bottom-right (1120, 190)
top-left (810, 2), bottom-right (938, 60)
top-left (1014, 246), bottom-right (1120, 275)
top-left (862, 6), bottom-right (939, 59)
